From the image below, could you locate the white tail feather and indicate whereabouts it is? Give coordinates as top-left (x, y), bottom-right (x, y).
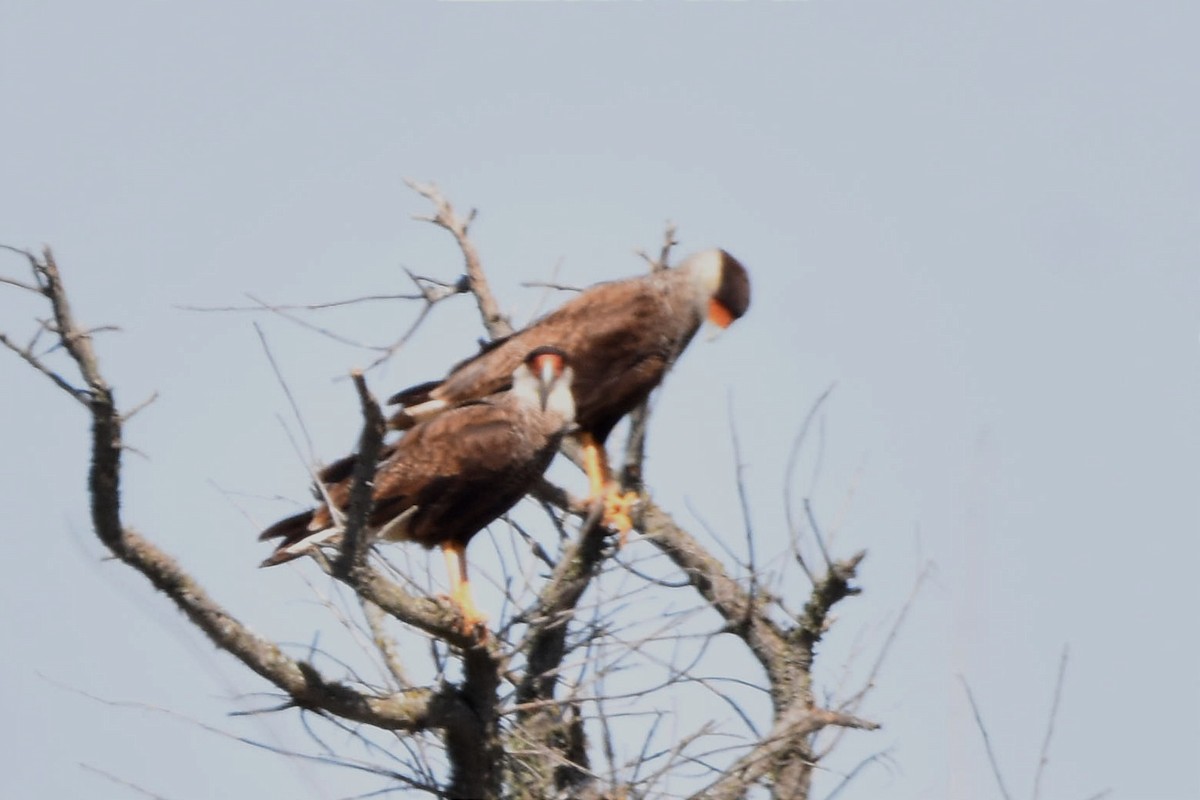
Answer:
top-left (377, 506), bottom-right (419, 542)
top-left (402, 398), bottom-right (448, 424)
top-left (280, 526), bottom-right (343, 557)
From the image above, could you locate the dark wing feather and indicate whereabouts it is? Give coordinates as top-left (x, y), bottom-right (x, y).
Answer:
top-left (386, 379), bottom-right (442, 408)
top-left (317, 442), bottom-right (400, 486)
top-left (259, 509), bottom-right (315, 542)
top-left (388, 334), bottom-right (517, 406)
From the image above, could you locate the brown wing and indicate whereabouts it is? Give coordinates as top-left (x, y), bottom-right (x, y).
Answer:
top-left (362, 400), bottom-right (556, 547)
top-left (389, 273), bottom-right (698, 441)
top-left (260, 398), bottom-right (558, 563)
top-left (372, 405), bottom-right (521, 501)
top-left (389, 277), bottom-right (649, 407)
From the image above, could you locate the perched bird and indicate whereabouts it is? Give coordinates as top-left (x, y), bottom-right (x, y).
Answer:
top-left (259, 347), bottom-right (576, 633)
top-left (388, 249), bottom-right (751, 533)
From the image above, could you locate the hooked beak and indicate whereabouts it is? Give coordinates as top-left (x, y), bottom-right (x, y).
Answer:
top-left (537, 359), bottom-right (555, 410)
top-left (707, 297), bottom-right (735, 330)
top-left (706, 299), bottom-right (735, 342)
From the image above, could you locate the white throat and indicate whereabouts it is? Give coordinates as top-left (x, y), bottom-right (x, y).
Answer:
top-left (681, 249), bottom-right (725, 307)
top-left (511, 364), bottom-right (576, 426)
top-left (544, 366), bottom-right (576, 424)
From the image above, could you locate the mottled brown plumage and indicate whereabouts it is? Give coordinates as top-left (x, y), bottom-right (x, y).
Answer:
top-left (260, 348), bottom-right (576, 632)
top-left (387, 249), bottom-right (751, 531)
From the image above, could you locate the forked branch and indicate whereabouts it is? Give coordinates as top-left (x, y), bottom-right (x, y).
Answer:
top-left (0, 246), bottom-right (471, 736)
top-left (406, 178), bottom-right (512, 340)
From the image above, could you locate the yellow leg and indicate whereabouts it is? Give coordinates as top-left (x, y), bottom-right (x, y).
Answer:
top-left (577, 432), bottom-right (638, 544)
top-left (580, 431), bottom-right (608, 500)
top-left (441, 541), bottom-right (487, 636)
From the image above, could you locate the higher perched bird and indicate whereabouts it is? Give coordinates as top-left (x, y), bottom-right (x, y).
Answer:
top-left (388, 249), bottom-right (750, 532)
top-left (260, 347), bottom-right (576, 633)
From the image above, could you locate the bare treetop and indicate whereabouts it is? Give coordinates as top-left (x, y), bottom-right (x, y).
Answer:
top-left (0, 186), bottom-right (887, 800)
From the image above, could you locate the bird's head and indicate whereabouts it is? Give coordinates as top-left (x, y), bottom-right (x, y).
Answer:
top-left (680, 249), bottom-right (752, 331)
top-left (513, 345), bottom-right (576, 422)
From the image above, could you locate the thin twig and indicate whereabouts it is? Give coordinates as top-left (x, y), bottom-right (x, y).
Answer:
top-left (519, 280), bottom-right (583, 293)
top-left (805, 497), bottom-right (834, 571)
top-left (0, 244), bottom-right (46, 292)
top-left (784, 384), bottom-right (836, 582)
top-left (834, 561), bottom-right (932, 720)
top-left (248, 293), bottom-right (377, 350)
top-left (119, 391), bottom-right (160, 423)
top-left (256, 323), bottom-right (342, 525)
top-left (178, 292), bottom-right (428, 313)
top-left (726, 394), bottom-right (757, 605)
top-left (0, 274), bottom-right (43, 292)
top-left (78, 763), bottom-right (173, 800)
top-left (960, 676), bottom-right (1014, 800)
top-left (181, 269), bottom-right (467, 374)
top-left (254, 323), bottom-right (317, 463)
top-left (822, 748), bottom-right (895, 800)
top-left (1032, 645), bottom-right (1070, 800)
top-left (357, 268), bottom-right (470, 372)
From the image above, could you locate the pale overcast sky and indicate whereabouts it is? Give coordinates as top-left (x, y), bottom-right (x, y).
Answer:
top-left (1, 3), bottom-right (1197, 799)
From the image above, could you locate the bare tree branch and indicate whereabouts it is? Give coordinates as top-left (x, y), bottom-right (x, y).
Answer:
top-left (180, 266), bottom-right (468, 374)
top-left (361, 598), bottom-right (412, 690)
top-left (336, 370), bottom-right (386, 575)
top-left (509, 504), bottom-right (608, 796)
top-left (57, 679), bottom-right (444, 795)
top-left (694, 703), bottom-right (878, 800)
top-left (406, 179), bottom-right (512, 340)
top-left (618, 225), bottom-right (680, 492)
top-left (636, 221), bottom-right (679, 272)
top-left (641, 502), bottom-right (791, 692)
top-left (618, 401), bottom-right (651, 495)
top-left (0, 329), bottom-right (91, 403)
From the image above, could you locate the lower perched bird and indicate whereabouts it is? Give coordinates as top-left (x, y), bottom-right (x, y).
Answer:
top-left (259, 346), bottom-right (576, 633)
top-left (388, 249), bottom-right (751, 533)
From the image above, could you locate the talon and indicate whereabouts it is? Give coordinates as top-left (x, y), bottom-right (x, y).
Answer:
top-left (435, 592), bottom-right (489, 639)
top-left (457, 608), bottom-right (490, 641)
top-left (577, 432), bottom-right (638, 545)
top-left (602, 487), bottom-right (639, 547)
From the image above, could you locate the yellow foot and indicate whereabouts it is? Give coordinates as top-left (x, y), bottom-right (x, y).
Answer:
top-left (602, 487), bottom-right (639, 548)
top-left (435, 593), bottom-right (489, 640)
top-left (457, 610), bottom-right (489, 641)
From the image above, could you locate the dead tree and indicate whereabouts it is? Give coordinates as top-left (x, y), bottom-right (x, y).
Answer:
top-left (1, 185), bottom-right (885, 800)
